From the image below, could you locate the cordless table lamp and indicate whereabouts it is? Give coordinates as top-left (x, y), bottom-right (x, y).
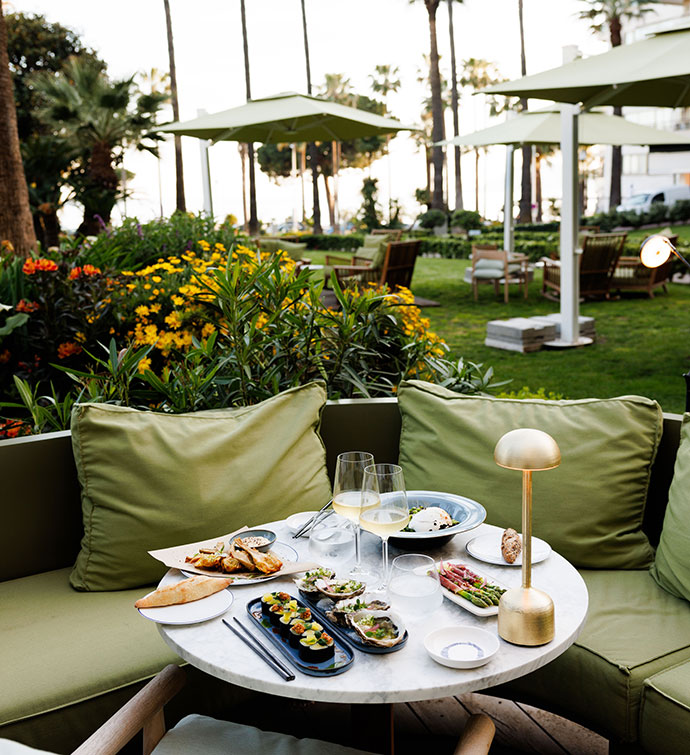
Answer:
top-left (494, 428), bottom-right (561, 646)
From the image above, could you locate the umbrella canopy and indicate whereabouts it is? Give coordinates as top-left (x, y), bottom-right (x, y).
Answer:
top-left (159, 92), bottom-right (417, 144)
top-left (484, 24), bottom-right (690, 108)
top-left (438, 109), bottom-right (690, 148)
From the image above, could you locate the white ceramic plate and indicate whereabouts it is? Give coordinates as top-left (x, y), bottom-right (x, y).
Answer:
top-left (425, 625), bottom-right (500, 669)
top-left (285, 511), bottom-right (319, 535)
top-left (465, 532), bottom-right (551, 566)
top-left (137, 585), bottom-right (234, 625)
top-left (436, 559), bottom-right (507, 617)
top-left (390, 491), bottom-right (486, 542)
top-left (182, 541), bottom-right (299, 585)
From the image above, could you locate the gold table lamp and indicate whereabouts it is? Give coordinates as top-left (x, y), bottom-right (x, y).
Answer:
top-left (494, 428), bottom-right (561, 646)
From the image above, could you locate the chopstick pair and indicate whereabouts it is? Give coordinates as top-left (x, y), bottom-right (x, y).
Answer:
top-left (223, 618), bottom-right (295, 682)
top-left (292, 499), bottom-right (333, 539)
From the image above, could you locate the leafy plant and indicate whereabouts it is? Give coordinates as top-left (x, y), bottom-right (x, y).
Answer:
top-left (450, 209), bottom-right (483, 231)
top-left (419, 209), bottom-right (447, 230)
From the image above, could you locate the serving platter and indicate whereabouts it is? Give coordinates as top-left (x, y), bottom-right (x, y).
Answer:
top-left (465, 532), bottom-right (551, 566)
top-left (389, 490), bottom-right (486, 548)
top-left (246, 595), bottom-right (354, 677)
top-left (182, 541), bottom-right (300, 585)
top-left (436, 559), bottom-right (508, 617)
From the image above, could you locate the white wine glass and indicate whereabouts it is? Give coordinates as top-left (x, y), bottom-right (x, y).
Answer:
top-left (360, 464), bottom-right (408, 587)
top-left (332, 451), bottom-right (374, 579)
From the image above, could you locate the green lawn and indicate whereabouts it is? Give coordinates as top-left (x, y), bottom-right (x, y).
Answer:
top-left (308, 228), bottom-right (690, 413)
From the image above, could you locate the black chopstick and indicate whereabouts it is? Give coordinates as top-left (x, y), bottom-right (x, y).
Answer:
top-left (292, 499), bottom-right (333, 539)
top-left (223, 618), bottom-right (295, 682)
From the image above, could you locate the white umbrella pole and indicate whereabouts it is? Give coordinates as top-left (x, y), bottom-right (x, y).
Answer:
top-left (559, 103), bottom-right (581, 345)
top-left (504, 145), bottom-right (515, 253)
top-left (197, 109), bottom-right (214, 219)
top-left (291, 143), bottom-right (298, 232)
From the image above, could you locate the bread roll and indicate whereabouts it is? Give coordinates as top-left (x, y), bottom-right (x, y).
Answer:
top-left (135, 576), bottom-right (232, 608)
top-left (501, 528), bottom-right (522, 564)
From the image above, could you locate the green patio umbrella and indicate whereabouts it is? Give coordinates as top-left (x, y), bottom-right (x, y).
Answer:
top-left (436, 109), bottom-right (690, 256)
top-left (481, 23), bottom-right (690, 347)
top-left (159, 92), bottom-right (416, 229)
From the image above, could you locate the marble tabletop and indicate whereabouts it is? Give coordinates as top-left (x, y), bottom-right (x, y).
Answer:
top-left (158, 519), bottom-right (588, 705)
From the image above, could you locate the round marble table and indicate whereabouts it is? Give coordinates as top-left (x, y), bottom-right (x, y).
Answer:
top-left (158, 520), bottom-right (588, 705)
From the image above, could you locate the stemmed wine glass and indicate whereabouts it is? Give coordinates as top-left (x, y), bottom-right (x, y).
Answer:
top-left (359, 464), bottom-right (409, 588)
top-left (331, 451), bottom-right (375, 579)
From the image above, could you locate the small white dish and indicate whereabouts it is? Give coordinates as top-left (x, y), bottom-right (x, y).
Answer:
top-left (286, 511), bottom-right (318, 535)
top-left (424, 626), bottom-right (499, 669)
top-left (137, 586), bottom-right (234, 625)
top-left (466, 532), bottom-right (551, 566)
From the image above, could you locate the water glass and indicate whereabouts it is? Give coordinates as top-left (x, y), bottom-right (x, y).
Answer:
top-left (308, 513), bottom-right (356, 572)
top-left (389, 553), bottom-right (443, 617)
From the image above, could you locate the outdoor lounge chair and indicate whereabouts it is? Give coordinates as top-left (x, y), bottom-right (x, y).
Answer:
top-left (469, 245), bottom-right (529, 303)
top-left (541, 232), bottom-right (627, 301)
top-left (370, 228), bottom-right (403, 241)
top-left (327, 240), bottom-right (421, 291)
top-left (0, 665), bottom-right (496, 755)
top-left (611, 233), bottom-right (677, 298)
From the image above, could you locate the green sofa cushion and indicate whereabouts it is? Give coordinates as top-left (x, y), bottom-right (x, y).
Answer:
top-left (0, 568), bottom-right (180, 728)
top-left (398, 380), bottom-right (662, 568)
top-left (493, 569), bottom-right (690, 742)
top-left (259, 238), bottom-right (308, 261)
top-left (651, 414), bottom-right (690, 602)
top-left (640, 661), bottom-right (690, 755)
top-left (70, 382), bottom-right (331, 591)
top-left (357, 240), bottom-right (388, 269)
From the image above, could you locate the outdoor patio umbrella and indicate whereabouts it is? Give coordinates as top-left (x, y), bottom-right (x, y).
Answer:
top-left (437, 109), bottom-right (690, 259)
top-left (481, 22), bottom-right (690, 347)
top-left (159, 92), bottom-right (416, 229)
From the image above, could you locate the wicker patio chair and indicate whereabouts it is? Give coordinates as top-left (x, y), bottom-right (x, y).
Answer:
top-left (330, 240), bottom-right (421, 291)
top-left (542, 232), bottom-right (627, 301)
top-left (612, 233), bottom-right (677, 298)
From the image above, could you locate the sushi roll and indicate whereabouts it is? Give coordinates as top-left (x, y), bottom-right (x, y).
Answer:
top-left (260, 591), bottom-right (290, 619)
top-left (288, 619), bottom-right (323, 649)
top-left (278, 605), bottom-right (312, 636)
top-left (298, 629), bottom-right (335, 663)
top-left (268, 598), bottom-right (298, 627)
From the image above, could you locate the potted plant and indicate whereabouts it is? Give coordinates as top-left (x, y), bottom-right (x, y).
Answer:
top-left (419, 209), bottom-right (448, 237)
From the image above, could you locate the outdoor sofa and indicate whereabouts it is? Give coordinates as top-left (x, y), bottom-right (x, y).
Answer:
top-left (1, 384), bottom-right (689, 754)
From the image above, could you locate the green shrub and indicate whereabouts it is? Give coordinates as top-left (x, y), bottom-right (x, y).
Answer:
top-left (670, 199), bottom-right (690, 223)
top-left (646, 203), bottom-right (669, 225)
top-left (419, 209), bottom-right (448, 229)
top-left (419, 237), bottom-right (471, 258)
top-left (450, 209), bottom-right (482, 231)
top-left (487, 221), bottom-right (559, 233)
top-left (618, 210), bottom-right (646, 228)
top-left (300, 234), bottom-right (364, 251)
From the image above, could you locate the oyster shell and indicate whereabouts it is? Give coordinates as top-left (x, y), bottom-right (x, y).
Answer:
top-left (315, 578), bottom-right (366, 602)
top-left (293, 567), bottom-right (336, 595)
top-left (326, 593), bottom-right (391, 626)
top-left (346, 610), bottom-right (406, 648)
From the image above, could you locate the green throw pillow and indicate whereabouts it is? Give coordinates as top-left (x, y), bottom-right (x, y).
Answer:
top-left (259, 238), bottom-right (307, 261)
top-left (651, 414), bottom-right (690, 601)
top-left (398, 380), bottom-right (662, 568)
top-left (70, 382), bottom-right (331, 591)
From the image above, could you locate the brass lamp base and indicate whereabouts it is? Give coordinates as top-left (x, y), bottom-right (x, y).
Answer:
top-left (498, 586), bottom-right (555, 646)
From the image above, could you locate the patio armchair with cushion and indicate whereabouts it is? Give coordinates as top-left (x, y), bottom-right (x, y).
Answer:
top-left (257, 237), bottom-right (310, 267)
top-left (327, 240), bottom-right (421, 291)
top-left (611, 232), bottom-right (678, 298)
top-left (468, 245), bottom-right (529, 303)
top-left (541, 232), bottom-right (627, 301)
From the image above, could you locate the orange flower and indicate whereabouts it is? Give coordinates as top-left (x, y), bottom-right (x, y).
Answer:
top-left (23, 258), bottom-right (58, 275)
top-left (83, 264), bottom-right (101, 276)
top-left (69, 264), bottom-right (101, 280)
top-left (0, 349), bottom-right (10, 364)
top-left (57, 342), bottom-right (82, 359)
top-left (69, 267), bottom-right (82, 279)
top-left (15, 299), bottom-right (39, 313)
top-left (0, 420), bottom-right (28, 439)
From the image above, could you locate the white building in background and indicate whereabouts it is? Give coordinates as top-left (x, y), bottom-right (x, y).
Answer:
top-left (593, 0), bottom-right (690, 212)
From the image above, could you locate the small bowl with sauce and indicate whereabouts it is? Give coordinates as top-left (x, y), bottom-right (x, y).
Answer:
top-left (424, 625), bottom-right (499, 669)
top-left (229, 529), bottom-right (277, 553)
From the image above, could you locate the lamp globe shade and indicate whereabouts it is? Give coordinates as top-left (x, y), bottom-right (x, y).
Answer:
top-left (494, 428), bottom-right (561, 472)
top-left (640, 235), bottom-right (674, 269)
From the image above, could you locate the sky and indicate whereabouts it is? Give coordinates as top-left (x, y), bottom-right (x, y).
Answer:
top-left (7, 0), bottom-right (665, 229)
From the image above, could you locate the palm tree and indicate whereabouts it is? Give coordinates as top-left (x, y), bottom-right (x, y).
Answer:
top-left (371, 64), bottom-right (401, 224)
top-left (239, 0), bottom-right (258, 235)
top-left (34, 58), bottom-right (167, 235)
top-left (446, 0), bottom-right (463, 211)
top-left (517, 0), bottom-right (532, 224)
top-left (0, 4), bottom-right (36, 256)
top-left (578, 0), bottom-right (658, 209)
top-left (300, 0), bottom-right (322, 233)
top-left (163, 0), bottom-right (185, 212)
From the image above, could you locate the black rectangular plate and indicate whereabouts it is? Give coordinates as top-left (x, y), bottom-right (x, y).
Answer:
top-left (246, 595), bottom-right (354, 677)
top-left (299, 591), bottom-right (409, 654)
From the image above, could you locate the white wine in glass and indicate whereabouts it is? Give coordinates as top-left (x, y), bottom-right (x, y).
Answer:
top-left (332, 451), bottom-right (374, 579)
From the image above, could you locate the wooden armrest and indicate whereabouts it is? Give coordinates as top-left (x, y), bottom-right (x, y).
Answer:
top-left (616, 256), bottom-right (640, 264)
top-left (332, 264), bottom-right (374, 274)
top-left (540, 256), bottom-right (560, 267)
top-left (73, 665), bottom-right (186, 755)
top-left (325, 254), bottom-right (353, 265)
top-left (453, 713), bottom-right (495, 755)
top-left (352, 256), bottom-right (374, 267)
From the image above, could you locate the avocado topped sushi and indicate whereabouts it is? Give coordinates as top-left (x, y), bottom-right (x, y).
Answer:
top-left (298, 629), bottom-right (335, 662)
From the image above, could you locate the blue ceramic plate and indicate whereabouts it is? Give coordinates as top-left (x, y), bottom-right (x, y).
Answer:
top-left (389, 490), bottom-right (487, 548)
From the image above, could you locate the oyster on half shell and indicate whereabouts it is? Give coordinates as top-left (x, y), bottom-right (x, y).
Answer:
top-left (294, 567), bottom-right (336, 595)
top-left (346, 610), bottom-right (406, 648)
top-left (326, 593), bottom-right (390, 626)
top-left (315, 578), bottom-right (366, 602)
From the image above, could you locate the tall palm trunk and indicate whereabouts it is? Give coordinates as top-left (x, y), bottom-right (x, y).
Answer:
top-left (609, 15), bottom-right (623, 210)
top-left (323, 174), bottom-right (335, 228)
top-left (301, 0), bottom-right (322, 233)
top-left (447, 0), bottom-right (462, 210)
top-left (240, 0), bottom-right (258, 235)
top-left (163, 0), bottom-right (186, 213)
top-left (0, 5), bottom-right (36, 256)
top-left (425, 0), bottom-right (445, 210)
top-left (517, 0), bottom-right (532, 224)
top-left (239, 143), bottom-right (248, 231)
top-left (535, 148), bottom-right (543, 222)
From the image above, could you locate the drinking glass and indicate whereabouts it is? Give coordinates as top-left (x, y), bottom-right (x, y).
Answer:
top-left (389, 553), bottom-right (443, 617)
top-left (359, 464), bottom-right (408, 587)
top-left (308, 513), bottom-right (356, 572)
top-left (332, 451), bottom-right (374, 579)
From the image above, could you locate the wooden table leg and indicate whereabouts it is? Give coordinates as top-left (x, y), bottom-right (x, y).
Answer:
top-left (351, 703), bottom-right (394, 755)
